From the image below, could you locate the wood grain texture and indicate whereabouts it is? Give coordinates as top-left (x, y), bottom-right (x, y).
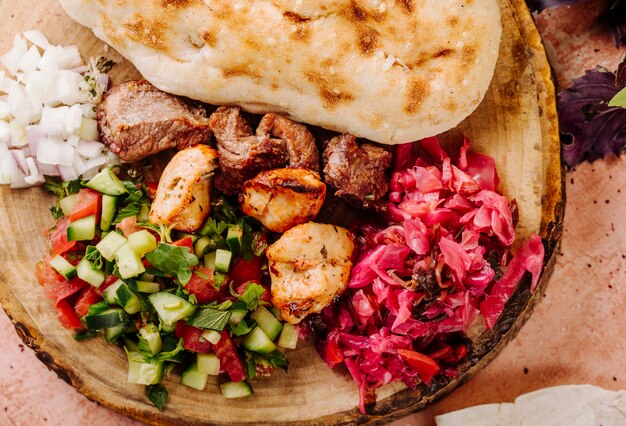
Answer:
top-left (0, 0), bottom-right (562, 424)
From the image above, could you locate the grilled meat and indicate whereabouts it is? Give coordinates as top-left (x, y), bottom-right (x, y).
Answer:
top-left (323, 134), bottom-right (392, 208)
top-left (97, 80), bottom-right (212, 162)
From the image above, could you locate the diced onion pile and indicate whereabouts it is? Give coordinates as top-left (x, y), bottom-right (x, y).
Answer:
top-left (0, 31), bottom-right (117, 188)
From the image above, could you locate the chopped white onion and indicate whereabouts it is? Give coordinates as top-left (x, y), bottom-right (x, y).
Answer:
top-left (76, 140), bottom-right (104, 159)
top-left (11, 149), bottom-right (29, 174)
top-left (57, 165), bottom-right (78, 181)
top-left (9, 121), bottom-right (27, 147)
top-left (39, 105), bottom-right (69, 136)
top-left (23, 31), bottom-right (50, 50)
top-left (36, 137), bottom-right (74, 166)
top-left (65, 103), bottom-right (83, 134)
top-left (18, 45), bottom-right (42, 74)
top-left (0, 121), bottom-right (9, 144)
top-left (0, 34), bottom-right (28, 76)
top-left (0, 31), bottom-right (116, 188)
top-left (35, 159), bottom-right (59, 176)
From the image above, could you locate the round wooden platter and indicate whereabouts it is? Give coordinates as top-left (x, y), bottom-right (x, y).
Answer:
top-left (0, 0), bottom-right (563, 424)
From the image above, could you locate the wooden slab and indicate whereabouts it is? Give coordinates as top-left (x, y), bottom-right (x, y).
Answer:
top-left (0, 0), bottom-right (562, 424)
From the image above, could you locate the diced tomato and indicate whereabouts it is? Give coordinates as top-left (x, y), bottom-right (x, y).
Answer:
top-left (397, 349), bottom-right (440, 385)
top-left (70, 188), bottom-right (101, 223)
top-left (175, 322), bottom-right (212, 353)
top-left (172, 237), bottom-right (194, 251)
top-left (213, 330), bottom-right (245, 382)
top-left (236, 280), bottom-right (271, 304)
top-left (321, 331), bottom-right (344, 367)
top-left (185, 267), bottom-right (221, 304)
top-left (145, 181), bottom-right (159, 199)
top-left (74, 287), bottom-right (103, 317)
top-left (55, 299), bottom-right (83, 329)
top-left (97, 274), bottom-right (119, 296)
top-left (229, 256), bottom-right (263, 287)
top-left (116, 217), bottom-right (142, 237)
top-left (35, 260), bottom-right (57, 287)
top-left (49, 217), bottom-right (76, 256)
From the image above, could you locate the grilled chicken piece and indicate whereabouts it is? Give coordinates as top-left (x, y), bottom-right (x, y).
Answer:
top-left (256, 113), bottom-right (320, 172)
top-left (149, 145), bottom-right (218, 232)
top-left (267, 223), bottom-right (356, 324)
top-left (98, 80), bottom-right (212, 162)
top-left (240, 168), bottom-right (326, 233)
top-left (323, 134), bottom-right (392, 208)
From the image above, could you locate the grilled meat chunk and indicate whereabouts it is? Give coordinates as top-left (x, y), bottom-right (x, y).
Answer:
top-left (240, 168), bottom-right (326, 233)
top-left (268, 223), bottom-right (356, 324)
top-left (97, 80), bottom-right (212, 162)
top-left (209, 107), bottom-right (320, 194)
top-left (323, 134), bottom-right (392, 208)
top-left (257, 113), bottom-right (320, 172)
top-left (149, 145), bottom-right (219, 232)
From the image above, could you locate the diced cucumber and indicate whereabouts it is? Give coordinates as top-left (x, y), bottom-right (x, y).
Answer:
top-left (132, 280), bottom-right (160, 293)
top-left (76, 258), bottom-right (105, 287)
top-left (95, 231), bottom-right (127, 261)
top-left (85, 307), bottom-right (128, 330)
top-left (180, 363), bottom-right (208, 391)
top-left (196, 353), bottom-right (220, 375)
top-left (241, 327), bottom-right (276, 354)
top-left (140, 273), bottom-right (155, 282)
top-left (48, 255), bottom-right (77, 280)
top-left (137, 203), bottom-right (150, 222)
top-left (204, 251), bottom-right (216, 269)
top-left (138, 324), bottom-right (163, 355)
top-left (85, 168), bottom-right (128, 195)
top-left (104, 323), bottom-right (128, 342)
top-left (102, 279), bottom-right (142, 314)
top-left (100, 194), bottom-right (117, 231)
top-left (268, 306), bottom-right (281, 319)
top-left (67, 215), bottom-right (96, 241)
top-left (215, 249), bottom-right (232, 273)
top-left (59, 194), bottom-right (77, 216)
top-left (200, 329), bottom-right (222, 345)
top-left (148, 292), bottom-right (197, 326)
top-left (278, 323), bottom-right (298, 349)
top-left (228, 309), bottom-right (247, 326)
top-left (159, 318), bottom-right (177, 333)
top-left (226, 225), bottom-right (243, 255)
top-left (115, 242), bottom-right (146, 279)
top-left (250, 306), bottom-right (283, 341)
top-left (127, 230), bottom-right (157, 257)
top-left (220, 381), bottom-right (253, 399)
top-left (194, 236), bottom-right (215, 259)
top-left (127, 352), bottom-right (164, 385)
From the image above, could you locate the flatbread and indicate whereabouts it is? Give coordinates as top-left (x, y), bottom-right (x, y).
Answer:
top-left (436, 385), bottom-right (626, 426)
top-left (58, 0), bottom-right (501, 144)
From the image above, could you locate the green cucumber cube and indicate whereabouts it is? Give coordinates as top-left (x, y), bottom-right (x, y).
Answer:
top-left (241, 327), bottom-right (276, 354)
top-left (278, 323), bottom-right (298, 350)
top-left (215, 249), bottom-right (232, 273)
top-left (148, 292), bottom-right (197, 326)
top-left (59, 194), bottom-right (77, 216)
top-left (197, 353), bottom-right (220, 375)
top-left (67, 215), bottom-right (97, 241)
top-left (76, 258), bottom-right (105, 287)
top-left (114, 242), bottom-right (145, 279)
top-left (96, 231), bottom-right (127, 261)
top-left (48, 255), bottom-right (77, 280)
top-left (220, 381), bottom-right (253, 399)
top-left (85, 168), bottom-right (128, 195)
top-left (250, 306), bottom-right (283, 341)
top-left (180, 363), bottom-right (208, 390)
top-left (127, 230), bottom-right (157, 257)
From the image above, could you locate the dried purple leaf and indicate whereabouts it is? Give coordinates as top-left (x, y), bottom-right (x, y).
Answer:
top-left (558, 58), bottom-right (626, 166)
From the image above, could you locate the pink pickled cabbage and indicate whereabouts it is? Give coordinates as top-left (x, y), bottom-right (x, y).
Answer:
top-left (315, 138), bottom-right (545, 413)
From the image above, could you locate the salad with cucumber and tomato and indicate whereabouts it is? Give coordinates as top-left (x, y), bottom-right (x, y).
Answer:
top-left (37, 167), bottom-right (298, 410)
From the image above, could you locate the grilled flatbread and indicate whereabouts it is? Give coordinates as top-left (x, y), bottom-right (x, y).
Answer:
top-left (59, 0), bottom-right (501, 144)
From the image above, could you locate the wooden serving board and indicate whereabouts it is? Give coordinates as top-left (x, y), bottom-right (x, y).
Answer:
top-left (0, 0), bottom-right (563, 424)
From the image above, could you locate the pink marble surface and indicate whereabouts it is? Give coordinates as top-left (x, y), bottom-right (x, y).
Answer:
top-left (1, 2), bottom-right (625, 426)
